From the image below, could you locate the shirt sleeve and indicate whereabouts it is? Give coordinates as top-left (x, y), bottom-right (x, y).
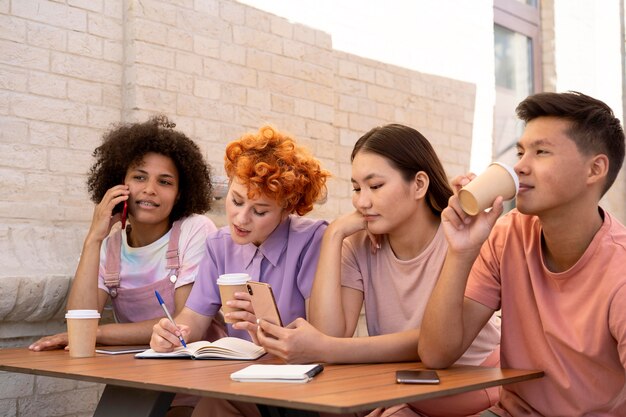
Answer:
top-left (465, 221), bottom-right (506, 311)
top-left (296, 221), bottom-right (328, 300)
top-left (340, 235), bottom-right (365, 292)
top-left (609, 282), bottom-right (626, 370)
top-left (175, 215), bottom-right (218, 289)
top-left (185, 231), bottom-right (223, 317)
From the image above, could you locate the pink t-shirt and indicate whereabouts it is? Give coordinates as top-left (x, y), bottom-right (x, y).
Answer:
top-left (98, 214), bottom-right (217, 293)
top-left (466, 209), bottom-right (626, 416)
top-left (342, 225), bottom-right (501, 365)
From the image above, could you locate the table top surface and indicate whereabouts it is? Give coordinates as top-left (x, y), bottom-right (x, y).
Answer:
top-left (0, 347), bottom-right (543, 413)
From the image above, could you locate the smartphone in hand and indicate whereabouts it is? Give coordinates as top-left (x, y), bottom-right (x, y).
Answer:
top-left (396, 370), bottom-right (440, 384)
top-left (246, 281), bottom-right (283, 326)
top-left (121, 200), bottom-right (128, 229)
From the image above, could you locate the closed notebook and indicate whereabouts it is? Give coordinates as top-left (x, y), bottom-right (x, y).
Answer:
top-left (135, 337), bottom-right (265, 360)
top-left (230, 364), bottom-right (324, 383)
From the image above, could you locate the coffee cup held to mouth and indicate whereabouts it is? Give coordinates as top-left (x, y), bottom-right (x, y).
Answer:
top-left (458, 162), bottom-right (519, 216)
top-left (217, 273), bottom-right (252, 323)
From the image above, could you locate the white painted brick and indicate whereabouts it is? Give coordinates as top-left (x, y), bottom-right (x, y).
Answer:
top-left (168, 28), bottom-right (193, 51)
top-left (0, 90), bottom-right (8, 115)
top-left (11, 94), bottom-right (87, 125)
top-left (294, 62), bottom-right (333, 86)
top-left (203, 58), bottom-right (256, 87)
top-left (0, 0), bottom-right (8, 13)
top-left (220, 43), bottom-right (247, 65)
top-left (69, 0), bottom-right (103, 12)
top-left (0, 144), bottom-right (47, 169)
top-left (315, 103), bottom-right (334, 123)
top-left (194, 78), bottom-right (221, 99)
top-left (30, 121), bottom-right (68, 147)
top-left (0, 116), bottom-right (28, 143)
top-left (133, 63), bottom-right (167, 89)
top-left (29, 72), bottom-right (67, 99)
top-left (0, 372), bottom-right (34, 399)
top-left (245, 7), bottom-right (271, 32)
top-left (103, 39), bottom-right (123, 63)
top-left (0, 168), bottom-right (25, 194)
top-left (166, 71), bottom-right (193, 93)
top-left (339, 128), bottom-right (361, 147)
top-left (246, 48), bottom-right (272, 71)
top-left (49, 147), bottom-right (91, 174)
top-left (88, 11), bottom-right (122, 40)
top-left (232, 26), bottom-right (282, 55)
top-left (51, 52), bottom-right (122, 84)
top-left (271, 55), bottom-right (295, 77)
top-left (195, 0), bottom-right (219, 15)
top-left (104, 0), bottom-right (122, 17)
top-left (306, 119), bottom-right (334, 141)
top-left (178, 9), bottom-right (231, 41)
top-left (294, 98), bottom-right (315, 119)
top-left (338, 60), bottom-right (359, 79)
top-left (13, 0), bottom-right (87, 31)
top-left (0, 14), bottom-right (26, 43)
top-left (219, 0), bottom-right (245, 24)
top-left (271, 93), bottom-right (294, 113)
top-left (135, 42), bottom-right (175, 69)
top-left (177, 94), bottom-right (233, 120)
top-left (102, 84), bottom-right (121, 107)
top-left (87, 105), bottom-right (121, 129)
top-left (0, 65), bottom-right (27, 92)
top-left (176, 51), bottom-right (204, 75)
top-left (293, 24), bottom-right (316, 45)
top-left (69, 125), bottom-right (101, 151)
top-left (134, 86), bottom-right (177, 112)
top-left (25, 172), bottom-right (66, 194)
top-left (68, 78), bottom-right (102, 104)
top-left (194, 34), bottom-right (220, 58)
top-left (282, 39), bottom-right (305, 60)
top-left (246, 88), bottom-right (271, 109)
top-left (219, 84), bottom-right (246, 105)
top-left (135, 19), bottom-right (168, 45)
top-left (270, 16), bottom-right (292, 39)
top-left (0, 39), bottom-right (49, 71)
top-left (68, 31), bottom-right (104, 58)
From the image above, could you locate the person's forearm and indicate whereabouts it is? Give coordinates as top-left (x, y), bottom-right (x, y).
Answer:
top-left (322, 330), bottom-right (421, 364)
top-left (97, 319), bottom-right (159, 345)
top-left (67, 237), bottom-right (103, 311)
top-left (419, 250), bottom-right (478, 367)
top-left (309, 227), bottom-right (349, 336)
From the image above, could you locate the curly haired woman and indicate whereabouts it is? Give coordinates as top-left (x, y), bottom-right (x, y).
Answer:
top-left (150, 125), bottom-right (331, 417)
top-left (30, 115), bottom-right (225, 416)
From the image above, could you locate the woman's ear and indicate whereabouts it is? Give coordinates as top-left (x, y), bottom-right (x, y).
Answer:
top-left (413, 171), bottom-right (430, 200)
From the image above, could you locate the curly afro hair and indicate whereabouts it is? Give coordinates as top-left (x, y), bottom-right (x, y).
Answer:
top-left (87, 115), bottom-right (213, 221)
top-left (224, 125), bottom-right (330, 216)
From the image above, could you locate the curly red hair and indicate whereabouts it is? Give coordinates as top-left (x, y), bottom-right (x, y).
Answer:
top-left (224, 125), bottom-right (330, 216)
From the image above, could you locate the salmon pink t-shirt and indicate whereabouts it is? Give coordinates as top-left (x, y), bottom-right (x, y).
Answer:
top-left (466, 209), bottom-right (626, 416)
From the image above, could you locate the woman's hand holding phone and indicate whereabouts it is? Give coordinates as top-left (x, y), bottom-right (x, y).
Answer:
top-left (86, 185), bottom-right (129, 244)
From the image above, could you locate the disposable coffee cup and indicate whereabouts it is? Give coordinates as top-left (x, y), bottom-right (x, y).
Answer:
top-left (458, 162), bottom-right (519, 216)
top-left (65, 310), bottom-right (100, 358)
top-left (217, 273), bottom-right (251, 323)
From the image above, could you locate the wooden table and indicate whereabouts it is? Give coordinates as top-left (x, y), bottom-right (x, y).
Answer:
top-left (0, 348), bottom-right (543, 416)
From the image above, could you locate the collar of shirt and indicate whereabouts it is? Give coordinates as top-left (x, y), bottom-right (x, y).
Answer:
top-left (241, 216), bottom-right (291, 270)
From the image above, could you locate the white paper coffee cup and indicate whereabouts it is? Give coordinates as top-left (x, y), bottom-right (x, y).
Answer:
top-left (65, 310), bottom-right (100, 358)
top-left (217, 273), bottom-right (251, 323)
top-left (458, 162), bottom-right (519, 216)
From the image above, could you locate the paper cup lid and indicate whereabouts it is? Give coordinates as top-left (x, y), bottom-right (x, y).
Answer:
top-left (65, 310), bottom-right (101, 319)
top-left (490, 162), bottom-right (519, 193)
top-left (217, 273), bottom-right (251, 285)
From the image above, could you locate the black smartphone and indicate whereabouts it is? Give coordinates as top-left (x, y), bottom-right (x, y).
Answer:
top-left (395, 370), bottom-right (440, 384)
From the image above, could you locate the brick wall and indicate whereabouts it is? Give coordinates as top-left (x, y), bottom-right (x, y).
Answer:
top-left (0, 0), bottom-right (474, 415)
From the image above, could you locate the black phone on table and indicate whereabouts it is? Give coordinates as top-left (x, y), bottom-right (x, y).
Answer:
top-left (395, 370), bottom-right (440, 384)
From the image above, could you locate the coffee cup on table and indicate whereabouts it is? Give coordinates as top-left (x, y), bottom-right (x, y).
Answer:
top-left (458, 162), bottom-right (519, 216)
top-left (217, 273), bottom-right (251, 323)
top-left (65, 309), bottom-right (100, 358)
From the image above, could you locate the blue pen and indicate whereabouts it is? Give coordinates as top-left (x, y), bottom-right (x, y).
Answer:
top-left (155, 290), bottom-right (187, 348)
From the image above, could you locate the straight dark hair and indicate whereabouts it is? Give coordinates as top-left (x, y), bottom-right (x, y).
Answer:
top-left (516, 91), bottom-right (625, 195)
top-left (351, 124), bottom-right (453, 217)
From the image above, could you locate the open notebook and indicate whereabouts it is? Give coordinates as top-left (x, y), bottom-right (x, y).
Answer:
top-left (135, 337), bottom-right (265, 360)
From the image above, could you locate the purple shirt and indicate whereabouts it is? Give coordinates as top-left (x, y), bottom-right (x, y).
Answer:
top-left (186, 215), bottom-right (327, 340)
